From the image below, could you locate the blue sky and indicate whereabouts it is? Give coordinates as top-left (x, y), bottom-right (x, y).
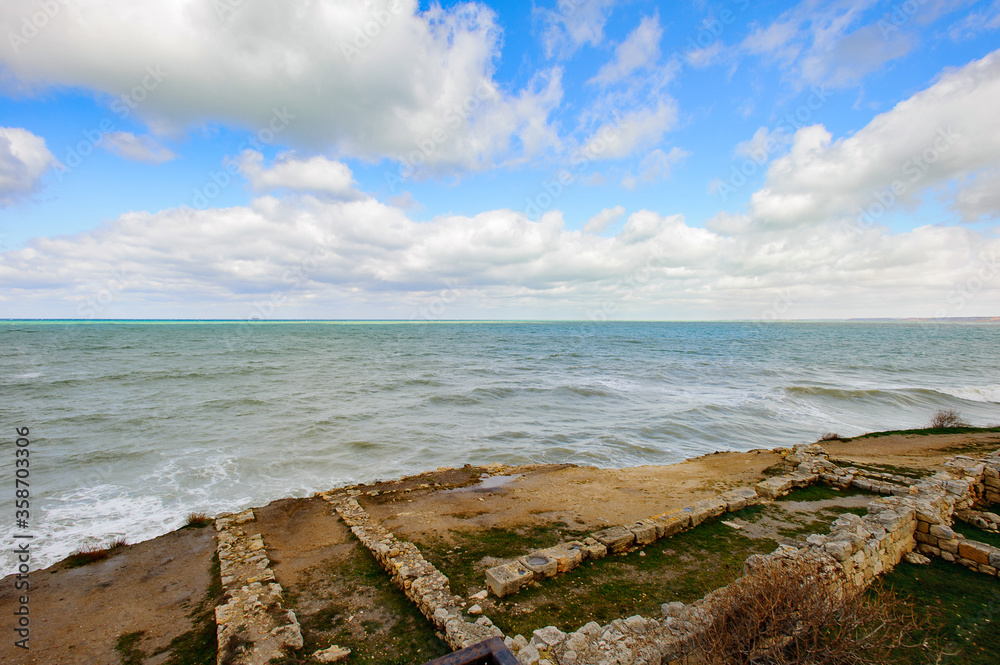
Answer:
top-left (1, 0), bottom-right (999, 320)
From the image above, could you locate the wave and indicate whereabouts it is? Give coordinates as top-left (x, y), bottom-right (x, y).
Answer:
top-left (937, 385), bottom-right (1000, 404)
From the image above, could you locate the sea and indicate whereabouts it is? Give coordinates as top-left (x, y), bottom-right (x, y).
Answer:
top-left (2, 320), bottom-right (999, 572)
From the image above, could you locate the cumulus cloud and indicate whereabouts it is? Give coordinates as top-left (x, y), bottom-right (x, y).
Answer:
top-left (237, 151), bottom-right (362, 199)
top-left (589, 15), bottom-right (662, 86)
top-left (749, 48), bottom-right (1000, 228)
top-left (0, 127), bottom-right (56, 205)
top-left (735, 127), bottom-right (793, 161)
top-left (0, 0), bottom-right (561, 172)
top-left (99, 132), bottom-right (176, 164)
top-left (578, 101), bottom-right (678, 162)
top-left (583, 205), bottom-right (625, 233)
top-left (3, 191), bottom-right (998, 320)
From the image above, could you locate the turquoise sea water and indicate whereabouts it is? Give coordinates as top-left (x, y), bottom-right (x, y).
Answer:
top-left (2, 320), bottom-right (999, 571)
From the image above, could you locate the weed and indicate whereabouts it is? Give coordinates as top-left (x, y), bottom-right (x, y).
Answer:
top-left (185, 512), bottom-right (213, 529)
top-left (65, 537), bottom-right (129, 568)
top-left (930, 409), bottom-right (970, 429)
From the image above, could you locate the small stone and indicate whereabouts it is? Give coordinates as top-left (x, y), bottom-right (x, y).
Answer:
top-left (467, 604), bottom-right (482, 615)
top-left (470, 589), bottom-right (488, 600)
top-left (517, 645), bottom-right (540, 665)
top-left (904, 552), bottom-right (931, 565)
top-left (313, 645), bottom-right (352, 663)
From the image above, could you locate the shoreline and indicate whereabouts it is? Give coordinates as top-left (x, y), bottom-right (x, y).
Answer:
top-left (2, 426), bottom-right (999, 663)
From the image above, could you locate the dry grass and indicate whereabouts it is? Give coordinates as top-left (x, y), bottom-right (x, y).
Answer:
top-left (185, 512), bottom-right (213, 528)
top-left (66, 537), bottom-right (129, 567)
top-left (691, 556), bottom-right (921, 665)
top-left (929, 409), bottom-right (970, 429)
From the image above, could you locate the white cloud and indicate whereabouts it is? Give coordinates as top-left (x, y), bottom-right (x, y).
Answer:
top-left (742, 0), bottom-right (913, 88)
top-left (954, 169), bottom-right (1000, 221)
top-left (685, 42), bottom-right (725, 69)
top-left (579, 101), bottom-right (678, 161)
top-left (0, 0), bottom-right (561, 172)
top-left (583, 205), bottom-right (625, 233)
top-left (4, 190), bottom-right (998, 320)
top-left (735, 127), bottom-right (793, 161)
top-left (750, 48), bottom-right (1000, 228)
top-left (947, 0), bottom-right (1000, 40)
top-left (589, 15), bottom-right (662, 86)
top-left (539, 0), bottom-right (617, 59)
top-left (622, 147), bottom-right (689, 189)
top-left (0, 127), bottom-right (55, 205)
top-left (237, 150), bottom-right (362, 199)
top-left (99, 132), bottom-right (176, 164)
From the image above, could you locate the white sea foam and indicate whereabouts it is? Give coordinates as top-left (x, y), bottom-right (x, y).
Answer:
top-left (938, 385), bottom-right (1000, 404)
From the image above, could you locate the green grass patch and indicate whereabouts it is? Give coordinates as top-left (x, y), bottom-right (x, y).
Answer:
top-left (952, 521), bottom-right (1000, 550)
top-left (277, 544), bottom-right (450, 665)
top-left (478, 515), bottom-right (778, 638)
top-left (418, 521), bottom-right (588, 596)
top-left (776, 483), bottom-right (871, 502)
top-left (880, 558), bottom-right (1000, 665)
top-left (115, 631), bottom-right (146, 665)
top-left (161, 551), bottom-right (222, 665)
top-left (855, 426), bottom-right (1000, 440)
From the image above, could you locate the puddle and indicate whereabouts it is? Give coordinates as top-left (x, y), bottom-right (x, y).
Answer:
top-left (445, 474), bottom-right (523, 493)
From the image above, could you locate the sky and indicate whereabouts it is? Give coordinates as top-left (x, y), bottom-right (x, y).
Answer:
top-left (0, 0), bottom-right (999, 321)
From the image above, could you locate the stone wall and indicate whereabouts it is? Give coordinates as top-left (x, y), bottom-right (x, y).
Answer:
top-left (500, 444), bottom-right (1000, 665)
top-left (214, 509), bottom-right (303, 665)
top-left (322, 493), bottom-right (505, 651)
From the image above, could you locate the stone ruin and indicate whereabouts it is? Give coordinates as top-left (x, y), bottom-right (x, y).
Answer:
top-left (210, 444), bottom-right (1000, 665)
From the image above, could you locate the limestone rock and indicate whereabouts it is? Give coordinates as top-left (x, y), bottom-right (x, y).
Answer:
top-left (313, 645), bottom-right (352, 663)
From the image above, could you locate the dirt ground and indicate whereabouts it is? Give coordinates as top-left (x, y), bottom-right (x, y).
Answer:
top-left (2, 430), bottom-right (998, 664)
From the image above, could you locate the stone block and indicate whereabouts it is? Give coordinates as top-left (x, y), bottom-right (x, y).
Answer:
top-left (629, 520), bottom-right (658, 545)
top-left (958, 541), bottom-right (992, 565)
top-left (720, 487), bottom-right (759, 512)
top-left (521, 553), bottom-right (559, 578)
top-left (929, 524), bottom-right (955, 540)
top-left (579, 537), bottom-right (607, 559)
top-left (537, 542), bottom-right (584, 573)
top-left (592, 526), bottom-right (635, 552)
top-left (914, 531), bottom-right (936, 545)
top-left (532, 626), bottom-right (566, 647)
top-left (825, 541), bottom-right (852, 562)
top-left (756, 476), bottom-right (794, 499)
top-left (939, 539), bottom-right (959, 554)
top-left (989, 551), bottom-right (1000, 568)
top-left (485, 561), bottom-right (534, 597)
top-left (653, 513), bottom-right (690, 538)
top-left (979, 564), bottom-right (997, 576)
